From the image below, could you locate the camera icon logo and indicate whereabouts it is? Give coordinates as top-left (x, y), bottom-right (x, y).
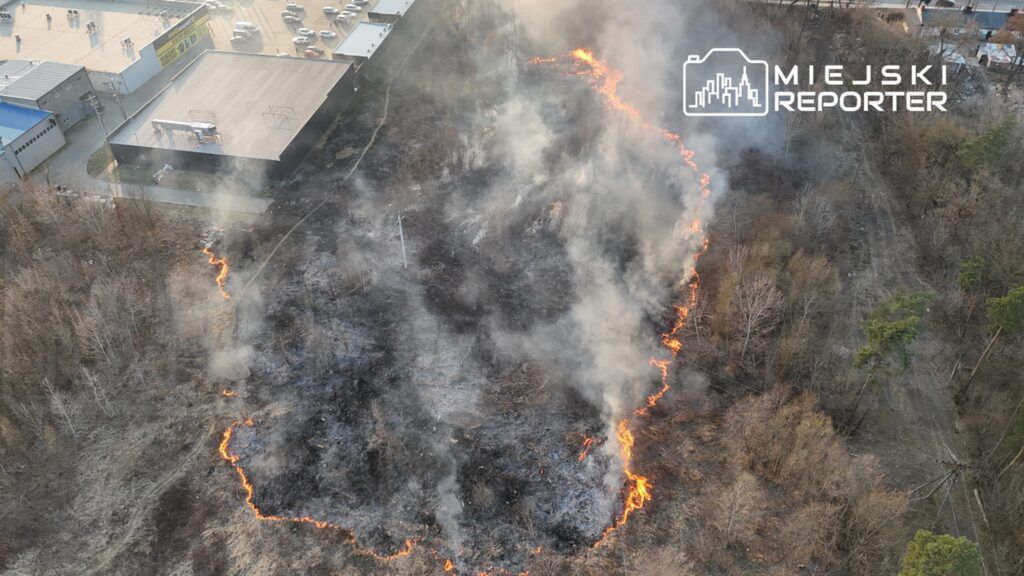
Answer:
top-left (683, 48), bottom-right (770, 117)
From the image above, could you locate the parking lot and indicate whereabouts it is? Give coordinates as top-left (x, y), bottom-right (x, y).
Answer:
top-left (204, 0), bottom-right (381, 57)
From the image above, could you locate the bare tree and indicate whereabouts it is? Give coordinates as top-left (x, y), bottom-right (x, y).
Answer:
top-left (41, 378), bottom-right (77, 440)
top-left (711, 471), bottom-right (764, 545)
top-left (734, 273), bottom-right (784, 363)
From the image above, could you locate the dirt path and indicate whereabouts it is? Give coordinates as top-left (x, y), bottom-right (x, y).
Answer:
top-left (82, 419), bottom-right (217, 576)
top-left (841, 116), bottom-right (971, 538)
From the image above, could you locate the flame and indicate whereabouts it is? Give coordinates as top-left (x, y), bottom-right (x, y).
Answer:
top-left (212, 47), bottom-right (713, 573)
top-left (201, 246), bottom-right (231, 299)
top-left (577, 436), bottom-right (595, 462)
top-left (533, 49), bottom-right (712, 546)
top-left (219, 420), bottom-right (416, 561)
top-left (221, 389), bottom-right (237, 398)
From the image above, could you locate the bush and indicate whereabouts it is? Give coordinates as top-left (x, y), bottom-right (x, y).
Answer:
top-left (898, 530), bottom-right (981, 576)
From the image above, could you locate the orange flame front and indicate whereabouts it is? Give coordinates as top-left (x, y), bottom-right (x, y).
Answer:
top-left (577, 436), bottom-right (595, 462)
top-left (219, 420), bottom-right (415, 560)
top-left (535, 48), bottom-right (712, 546)
top-left (202, 246), bottom-right (231, 299)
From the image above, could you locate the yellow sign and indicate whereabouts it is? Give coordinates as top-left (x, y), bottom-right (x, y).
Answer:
top-left (154, 6), bottom-right (211, 68)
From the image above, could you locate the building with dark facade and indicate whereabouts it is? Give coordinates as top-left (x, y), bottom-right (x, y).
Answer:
top-left (107, 51), bottom-right (355, 180)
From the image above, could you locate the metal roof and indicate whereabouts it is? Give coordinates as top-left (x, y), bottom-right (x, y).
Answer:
top-left (332, 22), bottom-right (392, 58)
top-left (978, 42), bottom-right (1017, 64)
top-left (0, 60), bottom-right (84, 102)
top-left (370, 0), bottom-right (414, 18)
top-left (0, 102), bottom-right (51, 144)
top-left (920, 7), bottom-right (1010, 30)
top-left (109, 51), bottom-right (351, 161)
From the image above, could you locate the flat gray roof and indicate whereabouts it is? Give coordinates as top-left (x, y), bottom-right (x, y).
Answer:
top-left (109, 51), bottom-right (351, 161)
top-left (0, 60), bottom-right (84, 101)
top-left (332, 21), bottom-right (391, 59)
top-left (920, 7), bottom-right (1010, 30)
top-left (369, 0), bottom-right (414, 18)
top-left (0, 0), bottom-right (196, 74)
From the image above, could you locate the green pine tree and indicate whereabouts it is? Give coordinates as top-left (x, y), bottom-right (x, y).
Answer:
top-left (899, 530), bottom-right (982, 576)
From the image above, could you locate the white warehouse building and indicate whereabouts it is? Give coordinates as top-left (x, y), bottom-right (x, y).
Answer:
top-left (0, 102), bottom-right (66, 182)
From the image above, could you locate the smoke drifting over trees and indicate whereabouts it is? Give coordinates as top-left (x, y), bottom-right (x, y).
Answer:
top-left (2, 0), bottom-right (1022, 575)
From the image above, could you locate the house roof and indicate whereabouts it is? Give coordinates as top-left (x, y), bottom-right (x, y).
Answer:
top-left (0, 60), bottom-right (84, 102)
top-left (0, 102), bottom-right (51, 144)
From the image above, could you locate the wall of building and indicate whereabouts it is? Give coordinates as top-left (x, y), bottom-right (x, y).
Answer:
top-left (275, 66), bottom-right (357, 179)
top-left (108, 140), bottom-right (279, 179)
top-left (109, 65), bottom-right (358, 181)
top-left (5, 115), bottom-right (65, 175)
top-left (0, 66), bottom-right (93, 128)
top-left (0, 148), bottom-right (22, 183)
top-left (37, 68), bottom-right (95, 128)
top-left (118, 44), bottom-right (162, 94)
top-left (352, 0), bottom-right (430, 80)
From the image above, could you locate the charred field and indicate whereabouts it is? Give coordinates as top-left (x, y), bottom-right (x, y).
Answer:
top-left (7, 1), bottom-right (1017, 575)
top-left (211, 4), bottom-right (716, 574)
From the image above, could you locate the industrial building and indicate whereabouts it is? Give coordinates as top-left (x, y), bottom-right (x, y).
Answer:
top-left (0, 0), bottom-right (210, 94)
top-left (915, 6), bottom-right (1013, 37)
top-left (108, 51), bottom-right (355, 179)
top-left (0, 102), bottom-right (65, 181)
top-left (369, 0), bottom-right (416, 23)
top-left (0, 60), bottom-right (97, 129)
top-left (332, 21), bottom-right (394, 63)
top-left (331, 0), bottom-right (425, 65)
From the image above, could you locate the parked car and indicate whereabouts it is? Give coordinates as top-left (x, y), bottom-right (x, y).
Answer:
top-left (204, 1), bottom-right (230, 12)
top-left (340, 10), bottom-right (357, 19)
top-left (292, 35), bottom-right (310, 45)
top-left (305, 45), bottom-right (324, 54)
top-left (283, 14), bottom-right (302, 23)
top-left (230, 35), bottom-right (248, 45)
top-left (353, 0), bottom-right (368, 5)
top-left (234, 21), bottom-right (259, 33)
top-left (318, 30), bottom-right (336, 39)
top-left (343, 4), bottom-right (361, 12)
top-left (303, 48), bottom-right (322, 58)
top-left (322, 6), bottom-right (338, 15)
top-left (231, 28), bottom-right (253, 39)
top-left (297, 27), bottom-right (315, 37)
top-left (285, 3), bottom-right (303, 11)
top-left (335, 13), bottom-right (352, 23)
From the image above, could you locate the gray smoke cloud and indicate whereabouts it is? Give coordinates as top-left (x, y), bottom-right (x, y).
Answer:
top-left (215, 0), bottom-right (786, 570)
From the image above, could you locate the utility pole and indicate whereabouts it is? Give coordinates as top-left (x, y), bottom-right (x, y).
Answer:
top-left (104, 81), bottom-right (127, 121)
top-left (397, 214), bottom-right (408, 268)
top-left (86, 92), bottom-right (108, 137)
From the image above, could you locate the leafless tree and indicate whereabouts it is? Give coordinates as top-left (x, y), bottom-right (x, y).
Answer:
top-left (42, 378), bottom-right (77, 440)
top-left (734, 273), bottom-right (784, 363)
top-left (712, 471), bottom-right (765, 545)
top-left (80, 367), bottom-right (114, 416)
